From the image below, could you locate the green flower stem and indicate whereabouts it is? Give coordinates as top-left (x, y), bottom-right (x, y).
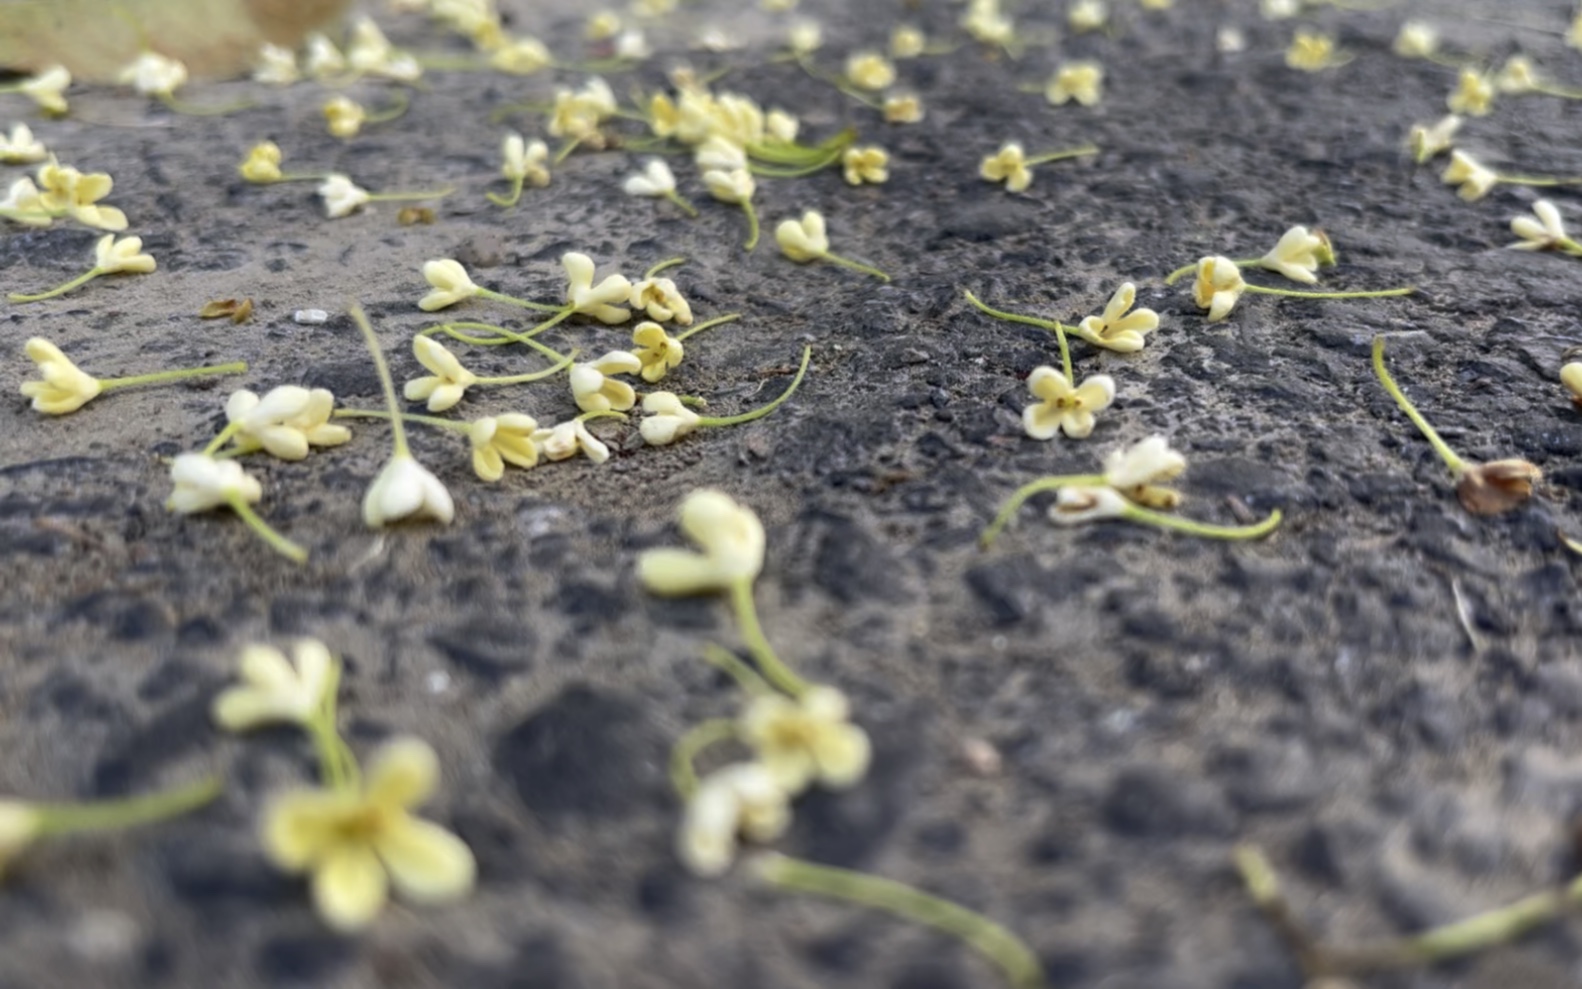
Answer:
top-left (701, 644), bottom-right (774, 696)
top-left (1371, 334), bottom-right (1468, 475)
top-left (749, 129), bottom-right (857, 167)
top-left (1496, 173), bottom-right (1582, 187)
top-left (1163, 257), bottom-right (1262, 286)
top-left (203, 420), bottom-right (246, 457)
top-left (473, 350), bottom-right (578, 385)
top-left (748, 147), bottom-right (846, 178)
top-left (32, 775), bottom-right (222, 835)
top-left (9, 267), bottom-right (102, 302)
top-left (159, 93), bottom-right (254, 116)
top-left (486, 175), bottom-right (525, 208)
top-left (575, 409), bottom-right (628, 424)
top-left (755, 854), bottom-right (1045, 989)
top-left (1242, 284), bottom-right (1415, 300)
top-left (226, 493), bottom-right (309, 564)
top-left (1234, 843), bottom-right (1582, 977)
top-left (476, 288), bottom-right (565, 313)
top-left (645, 257), bottom-right (687, 279)
top-left (1118, 503), bottom-right (1282, 540)
top-left (100, 361), bottom-right (248, 394)
top-left (698, 345), bottom-right (811, 427)
top-left (416, 54), bottom-right (491, 71)
top-left (1532, 84), bottom-right (1582, 100)
top-left (306, 664), bottom-right (359, 792)
top-left (267, 173), bottom-right (331, 183)
top-left (663, 190), bottom-right (700, 217)
top-left (426, 322), bottom-right (574, 364)
top-left (528, 306), bottom-right (576, 336)
top-left (980, 474), bottom-right (1109, 549)
top-left (487, 100), bottom-right (555, 123)
top-left (333, 408), bottom-right (472, 435)
top-left (667, 718), bottom-right (739, 800)
top-left (350, 302), bottom-right (411, 458)
top-left (1025, 144), bottom-right (1099, 166)
top-left (741, 200), bottom-right (761, 251)
top-left (822, 251), bottom-right (891, 283)
top-left (366, 187), bottom-right (455, 202)
top-left (363, 92), bottom-right (411, 124)
top-left (729, 579), bottom-right (808, 698)
top-left (554, 136), bottom-right (585, 165)
top-left (0, 207), bottom-right (60, 222)
top-left (674, 312), bottom-right (742, 343)
top-left (963, 290), bottom-right (1072, 384)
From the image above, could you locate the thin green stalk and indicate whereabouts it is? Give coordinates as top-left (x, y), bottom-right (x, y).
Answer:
top-left (473, 351), bottom-right (578, 385)
top-left (1118, 503), bottom-right (1282, 540)
top-left (33, 776), bottom-right (222, 835)
top-left (747, 147), bottom-right (845, 178)
top-left (203, 420), bottom-right (246, 457)
top-left (698, 345), bottom-right (811, 427)
top-left (350, 303), bottom-right (410, 458)
top-left (363, 91), bottom-right (411, 124)
top-left (701, 644), bottom-right (774, 696)
top-left (729, 579), bottom-right (808, 698)
top-left (160, 93), bottom-right (254, 116)
top-left (675, 313), bottom-right (742, 342)
top-left (741, 200), bottom-right (760, 251)
top-left (100, 361), bottom-right (248, 392)
top-left (425, 322), bottom-right (572, 363)
top-left (1497, 173), bottom-right (1582, 187)
top-left (306, 667), bottom-right (359, 791)
top-left (227, 494), bottom-right (309, 564)
top-left (645, 257), bottom-right (687, 280)
top-left (668, 718), bottom-right (739, 799)
top-left (664, 190), bottom-right (699, 217)
top-left (822, 251), bottom-right (891, 283)
top-left (9, 267), bottom-right (102, 302)
top-left (476, 288), bottom-right (565, 313)
top-left (554, 136), bottom-right (584, 165)
top-left (1025, 144), bottom-right (1099, 165)
top-left (980, 474), bottom-right (1108, 548)
top-left (333, 408), bottom-right (472, 434)
top-left (486, 175), bottom-right (525, 208)
top-left (963, 291), bottom-right (1071, 383)
top-left (1371, 335), bottom-right (1467, 475)
top-left (756, 855), bottom-right (1044, 989)
top-left (1243, 284), bottom-right (1415, 300)
top-left (367, 187), bottom-right (454, 202)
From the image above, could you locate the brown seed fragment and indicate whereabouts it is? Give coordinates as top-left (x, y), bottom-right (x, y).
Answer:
top-left (1455, 459), bottom-right (1541, 515)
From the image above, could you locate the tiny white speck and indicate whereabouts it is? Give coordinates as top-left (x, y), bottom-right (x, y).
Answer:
top-left (294, 308), bottom-right (330, 324)
top-left (990, 635), bottom-right (1008, 651)
top-left (425, 671), bottom-right (451, 694)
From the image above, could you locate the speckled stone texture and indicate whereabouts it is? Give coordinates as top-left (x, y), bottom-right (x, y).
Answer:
top-left (3, 1), bottom-right (1582, 987)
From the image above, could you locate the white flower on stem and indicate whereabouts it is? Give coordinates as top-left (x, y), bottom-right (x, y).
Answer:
top-left (1192, 256), bottom-right (1246, 322)
top-left (766, 110), bottom-right (799, 142)
top-left (363, 454), bottom-right (455, 527)
top-left (346, 16), bottom-right (396, 75)
top-left (883, 94), bottom-right (924, 124)
top-left (1068, 0), bottom-right (1108, 32)
top-left (1447, 69), bottom-right (1495, 116)
top-left (0, 124), bottom-right (46, 164)
top-left (1495, 56), bottom-right (1539, 95)
top-left (1103, 434), bottom-right (1187, 508)
top-left (502, 134), bottom-right (550, 187)
top-left (1408, 115), bottom-right (1461, 164)
top-left (562, 252), bottom-right (631, 323)
top-left (418, 259), bottom-right (480, 311)
top-left (1563, 363), bottom-right (1582, 406)
top-left (532, 419), bottom-right (610, 463)
top-left (226, 386), bottom-right (318, 460)
top-left (1257, 226), bottom-right (1324, 284)
top-left (212, 640), bottom-right (336, 731)
top-left (1509, 200), bottom-right (1570, 251)
top-left (117, 51), bottom-right (188, 97)
top-left (637, 488), bottom-right (765, 595)
top-left (633, 321), bottom-right (685, 381)
top-left (19, 66), bottom-right (71, 115)
top-left (253, 43), bottom-right (300, 85)
top-left (775, 210), bottom-right (829, 262)
top-left (490, 36), bottom-right (553, 75)
top-left (639, 391), bottom-right (702, 446)
top-left (980, 143), bottom-right (1031, 192)
top-left (468, 414), bottom-right (540, 481)
top-left (1076, 282), bottom-right (1159, 351)
top-left (739, 686), bottom-right (871, 794)
top-left (404, 336), bottom-right (478, 412)
top-left (1, 177), bottom-right (50, 226)
top-left (1049, 485), bottom-right (1132, 525)
top-left (841, 146), bottom-right (889, 186)
top-left (616, 30), bottom-right (651, 60)
top-left (20, 337), bottom-right (101, 414)
top-left (629, 278), bottom-right (692, 325)
top-left (1392, 21), bottom-right (1437, 59)
top-left (1046, 62), bottom-right (1103, 106)
top-left (695, 136), bottom-right (748, 172)
top-left (1022, 368), bottom-right (1115, 440)
top-left (845, 52), bottom-right (896, 90)
top-left (569, 350), bottom-right (642, 413)
top-left (303, 33), bottom-right (348, 78)
top-left (318, 174), bottom-right (371, 218)
top-left (623, 159), bottom-right (677, 198)
top-left (1441, 150), bottom-right (1498, 202)
top-left (95, 234), bottom-right (156, 274)
top-left (167, 453), bottom-right (263, 514)
top-left (678, 763), bottom-right (790, 877)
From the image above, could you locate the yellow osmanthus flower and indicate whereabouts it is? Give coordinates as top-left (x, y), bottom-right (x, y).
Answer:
top-left (1447, 68), bottom-right (1495, 116)
top-left (842, 146), bottom-right (889, 186)
top-left (405, 336), bottom-right (478, 412)
top-left (0, 803), bottom-right (41, 877)
top-left (845, 52), bottom-right (896, 91)
top-left (319, 174), bottom-right (371, 217)
top-left (1048, 485), bottom-right (1133, 525)
top-left (1068, 0), bottom-right (1108, 32)
top-left (629, 278), bottom-right (693, 325)
top-left (468, 414), bottom-right (541, 481)
top-left (1393, 21), bottom-right (1438, 59)
top-left (347, 16), bottom-right (422, 82)
top-left (20, 337), bottom-right (101, 413)
top-left (1495, 56), bottom-right (1539, 95)
top-left (774, 210), bottom-right (890, 280)
top-left (226, 387), bottom-right (350, 460)
top-left (1562, 363), bottom-right (1582, 406)
top-left (632, 322), bottom-right (685, 382)
top-left (501, 133), bottom-right (550, 188)
top-left (0, 177), bottom-right (50, 226)
top-left (0, 124), bottom-right (46, 164)
top-left (563, 252), bottom-right (632, 323)
top-left (891, 25), bottom-right (926, 59)
top-left (213, 641), bottom-right (337, 731)
top-left (788, 20), bottom-right (823, 56)
top-left (1440, 150), bottom-right (1498, 201)
top-left (419, 259), bottom-right (481, 311)
top-left (253, 43), bottom-right (300, 85)
top-left (1047, 62), bottom-right (1103, 106)
top-left (1508, 200), bottom-right (1582, 254)
top-left (569, 350), bottom-right (643, 413)
top-left (1408, 115), bottom-right (1461, 164)
top-left (262, 738), bottom-right (476, 932)
top-left (303, 33), bottom-right (348, 78)
top-left (323, 96), bottom-right (369, 138)
top-left (980, 143), bottom-right (1031, 191)
top-left (766, 110), bottom-right (799, 143)
top-left (490, 36), bottom-right (554, 75)
top-left (365, 454), bottom-right (455, 526)
top-left (883, 94), bottom-right (924, 124)
top-left (548, 77), bottom-right (617, 143)
top-left (10, 66), bottom-right (71, 116)
top-left (1257, 226), bottom-right (1327, 284)
top-left (36, 158), bottom-right (127, 231)
top-left (9, 234), bottom-right (152, 303)
top-left (586, 11), bottom-right (621, 40)
top-left (164, 453), bottom-right (307, 564)
top-left (639, 489), bottom-right (765, 596)
top-left (739, 686), bottom-right (871, 794)
top-left (1104, 434), bottom-right (1187, 508)
top-left (678, 762), bottom-right (790, 877)
top-left (531, 419), bottom-right (610, 463)
top-left (638, 392), bottom-right (702, 446)
top-left (1286, 30), bottom-right (1342, 71)
top-left (117, 51), bottom-right (189, 97)
top-left (239, 141), bottom-right (285, 182)
top-left (1076, 282), bottom-right (1159, 351)
top-left (962, 0), bottom-right (1013, 46)
top-left (1022, 368), bottom-right (1115, 440)
top-left (1193, 256), bottom-right (1247, 322)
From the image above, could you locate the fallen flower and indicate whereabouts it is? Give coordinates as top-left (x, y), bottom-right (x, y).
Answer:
top-left (212, 640), bottom-right (337, 731)
top-left (639, 488), bottom-right (765, 596)
top-left (1022, 368), bottom-right (1114, 440)
top-left (740, 686), bottom-right (871, 794)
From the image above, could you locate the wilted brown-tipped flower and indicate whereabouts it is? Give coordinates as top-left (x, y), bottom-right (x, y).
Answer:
top-left (1455, 459), bottom-right (1541, 515)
